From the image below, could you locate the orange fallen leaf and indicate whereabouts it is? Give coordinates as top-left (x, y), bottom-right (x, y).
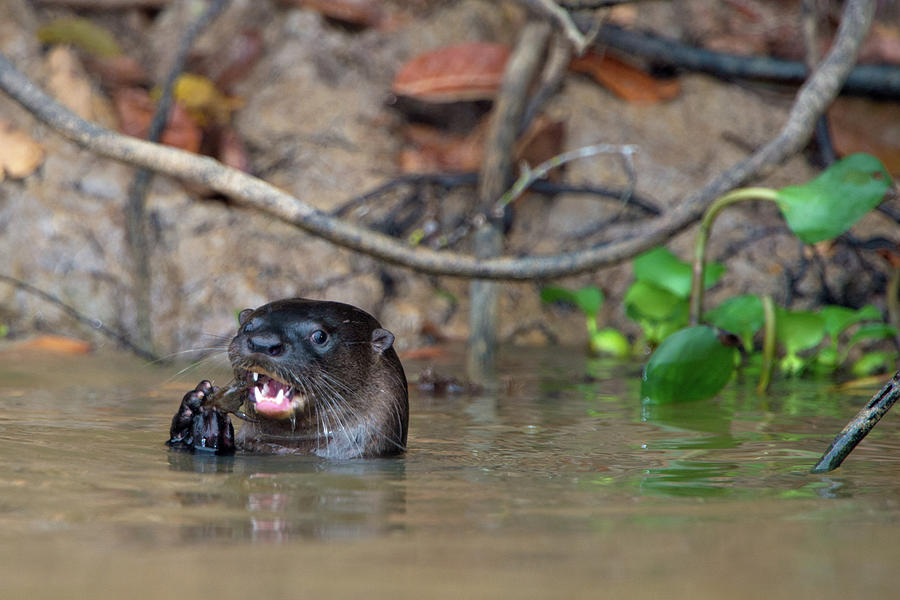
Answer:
top-left (393, 42), bottom-right (511, 102)
top-left (570, 51), bottom-right (680, 103)
top-left (398, 116), bottom-right (566, 175)
top-left (399, 122), bottom-right (485, 173)
top-left (15, 335), bottom-right (92, 355)
top-left (876, 247), bottom-right (900, 268)
top-left (0, 120), bottom-right (45, 181)
top-left (828, 97), bottom-right (900, 176)
top-left (112, 87), bottom-right (203, 153)
top-left (515, 116), bottom-right (566, 174)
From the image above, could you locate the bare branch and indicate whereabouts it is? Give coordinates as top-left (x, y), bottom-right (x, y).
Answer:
top-left (493, 143), bottom-right (639, 216)
top-left (0, 0), bottom-right (876, 281)
top-left (520, 0), bottom-right (595, 54)
top-left (0, 274), bottom-right (161, 362)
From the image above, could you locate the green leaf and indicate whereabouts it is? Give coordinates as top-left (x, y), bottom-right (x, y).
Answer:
top-left (633, 247), bottom-right (724, 299)
top-left (852, 351), bottom-right (898, 377)
top-left (641, 326), bottom-right (737, 404)
top-left (590, 327), bottom-right (631, 358)
top-left (541, 285), bottom-right (604, 317)
top-left (704, 294), bottom-right (764, 349)
top-left (540, 285), bottom-right (577, 305)
top-left (775, 154), bottom-right (892, 244)
top-left (776, 309), bottom-right (825, 355)
top-left (821, 304), bottom-right (882, 338)
top-left (573, 286), bottom-right (604, 317)
top-left (848, 323), bottom-right (897, 348)
top-left (625, 280), bottom-right (688, 323)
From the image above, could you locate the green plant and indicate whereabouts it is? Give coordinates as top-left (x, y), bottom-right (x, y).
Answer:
top-left (624, 247), bottom-right (723, 347)
top-left (642, 153), bottom-right (894, 404)
top-left (540, 285), bottom-right (630, 357)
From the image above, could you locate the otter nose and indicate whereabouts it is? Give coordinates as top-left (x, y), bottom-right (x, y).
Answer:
top-left (247, 333), bottom-right (285, 357)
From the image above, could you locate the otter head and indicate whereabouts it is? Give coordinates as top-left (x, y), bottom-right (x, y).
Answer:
top-left (227, 298), bottom-right (400, 422)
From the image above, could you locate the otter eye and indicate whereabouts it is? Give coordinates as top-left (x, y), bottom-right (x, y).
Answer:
top-left (310, 330), bottom-right (328, 345)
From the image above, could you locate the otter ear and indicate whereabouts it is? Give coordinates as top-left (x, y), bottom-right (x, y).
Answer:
top-left (371, 328), bottom-right (394, 354)
top-left (237, 308), bottom-right (254, 326)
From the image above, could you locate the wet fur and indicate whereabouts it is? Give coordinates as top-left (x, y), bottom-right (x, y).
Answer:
top-left (228, 299), bottom-right (408, 458)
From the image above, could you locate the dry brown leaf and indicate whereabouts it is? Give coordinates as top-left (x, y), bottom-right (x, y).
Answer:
top-left (0, 120), bottom-right (45, 181)
top-left (14, 335), bottom-right (92, 355)
top-left (217, 125), bottom-right (250, 172)
top-left (858, 22), bottom-right (900, 65)
top-left (515, 116), bottom-right (565, 174)
top-left (399, 116), bottom-right (566, 175)
top-left (280, 0), bottom-right (382, 26)
top-left (46, 46), bottom-right (97, 120)
top-left (84, 54), bottom-right (149, 88)
top-left (398, 122), bottom-right (486, 173)
top-left (828, 97), bottom-right (900, 176)
top-left (393, 42), bottom-right (510, 103)
top-left (210, 29), bottom-right (264, 91)
top-left (112, 87), bottom-right (203, 153)
top-left (570, 51), bottom-right (680, 103)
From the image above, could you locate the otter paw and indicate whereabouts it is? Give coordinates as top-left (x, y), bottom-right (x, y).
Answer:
top-left (166, 380), bottom-right (235, 454)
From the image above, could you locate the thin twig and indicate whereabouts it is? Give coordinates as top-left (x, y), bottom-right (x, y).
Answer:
top-left (125, 0), bottom-right (230, 350)
top-left (802, 0), bottom-right (837, 165)
top-left (521, 33), bottom-right (572, 133)
top-left (0, 0), bottom-right (876, 280)
top-left (522, 0), bottom-right (594, 54)
top-left (334, 171), bottom-right (659, 222)
top-left (493, 143), bottom-right (639, 217)
top-left (469, 21), bottom-right (551, 378)
top-left (0, 274), bottom-right (160, 362)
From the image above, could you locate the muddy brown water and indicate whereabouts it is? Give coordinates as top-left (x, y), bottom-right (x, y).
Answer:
top-left (1, 345), bottom-right (899, 599)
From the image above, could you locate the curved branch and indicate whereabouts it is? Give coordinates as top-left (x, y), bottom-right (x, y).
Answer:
top-left (0, 0), bottom-right (874, 281)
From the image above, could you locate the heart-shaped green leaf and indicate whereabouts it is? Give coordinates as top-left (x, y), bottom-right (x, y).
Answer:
top-left (625, 280), bottom-right (688, 323)
top-left (821, 305), bottom-right (882, 338)
top-left (633, 247), bottom-right (724, 299)
top-left (775, 154), bottom-right (892, 244)
top-left (704, 294), bottom-right (764, 349)
top-left (848, 322), bottom-right (897, 348)
top-left (776, 309), bottom-right (825, 354)
top-left (641, 326), bottom-right (737, 404)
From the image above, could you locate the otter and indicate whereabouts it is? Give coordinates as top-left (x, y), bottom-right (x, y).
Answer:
top-left (167, 298), bottom-right (408, 459)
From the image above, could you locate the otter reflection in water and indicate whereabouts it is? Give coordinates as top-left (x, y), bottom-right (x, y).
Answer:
top-left (167, 299), bottom-right (409, 459)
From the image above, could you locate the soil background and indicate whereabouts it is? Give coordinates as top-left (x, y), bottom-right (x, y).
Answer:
top-left (1, 0), bottom-right (898, 357)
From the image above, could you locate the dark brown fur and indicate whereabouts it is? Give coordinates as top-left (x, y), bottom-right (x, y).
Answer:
top-left (168, 299), bottom-right (408, 458)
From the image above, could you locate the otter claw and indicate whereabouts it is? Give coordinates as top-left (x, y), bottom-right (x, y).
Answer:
top-left (167, 380), bottom-right (235, 455)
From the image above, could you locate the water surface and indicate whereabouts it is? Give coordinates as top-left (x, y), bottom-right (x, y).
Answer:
top-left (1, 345), bottom-right (899, 598)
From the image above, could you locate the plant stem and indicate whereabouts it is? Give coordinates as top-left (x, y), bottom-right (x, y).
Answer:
top-left (689, 187), bottom-right (779, 325)
top-left (757, 294), bottom-right (776, 395)
top-left (887, 265), bottom-right (900, 352)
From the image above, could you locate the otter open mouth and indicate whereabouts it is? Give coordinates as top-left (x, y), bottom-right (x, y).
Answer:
top-left (244, 369), bottom-right (305, 420)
